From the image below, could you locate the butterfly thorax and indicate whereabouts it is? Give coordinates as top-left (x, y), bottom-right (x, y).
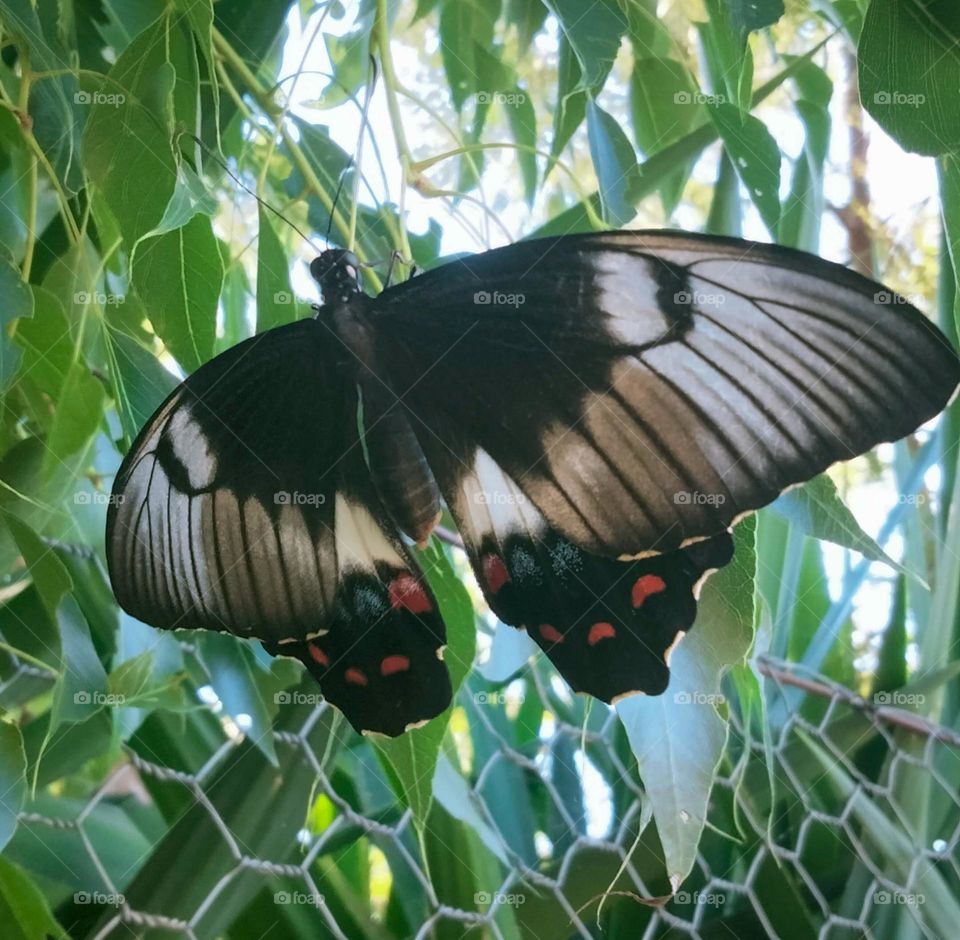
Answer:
top-left (310, 251), bottom-right (444, 548)
top-left (310, 249), bottom-right (363, 305)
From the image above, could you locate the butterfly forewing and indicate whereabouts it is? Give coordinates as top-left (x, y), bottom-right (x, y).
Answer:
top-left (370, 231), bottom-right (960, 557)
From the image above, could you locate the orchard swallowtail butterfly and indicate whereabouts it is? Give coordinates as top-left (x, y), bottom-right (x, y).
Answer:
top-left (106, 231), bottom-right (960, 736)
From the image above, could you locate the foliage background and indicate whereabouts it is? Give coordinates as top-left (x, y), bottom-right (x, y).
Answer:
top-left (0, 0), bottom-right (959, 937)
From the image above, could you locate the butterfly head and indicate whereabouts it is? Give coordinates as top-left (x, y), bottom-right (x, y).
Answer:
top-left (310, 249), bottom-right (362, 304)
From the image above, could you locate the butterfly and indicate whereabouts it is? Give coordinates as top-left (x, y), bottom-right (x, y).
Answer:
top-left (106, 231), bottom-right (960, 736)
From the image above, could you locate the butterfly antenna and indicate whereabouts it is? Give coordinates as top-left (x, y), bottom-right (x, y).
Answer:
top-left (181, 130), bottom-right (324, 255)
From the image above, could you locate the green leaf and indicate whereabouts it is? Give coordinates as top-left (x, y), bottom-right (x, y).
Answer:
top-left (319, 28), bottom-right (373, 109)
top-left (256, 206), bottom-right (307, 332)
top-left (770, 474), bottom-right (905, 573)
top-left (629, 58), bottom-right (702, 155)
top-left (42, 358), bottom-right (105, 478)
top-left (0, 255), bottom-right (34, 392)
top-left (506, 0), bottom-right (549, 53)
top-left (0, 0), bottom-right (84, 194)
top-left (587, 99), bottom-right (641, 227)
top-left (548, 32), bottom-right (587, 164)
top-left (150, 164), bottom-right (218, 236)
top-left (438, 0), bottom-right (500, 110)
top-left (375, 543), bottom-right (476, 824)
top-left (859, 0), bottom-right (960, 156)
top-left (132, 213), bottom-right (223, 371)
top-left (81, 16), bottom-right (179, 248)
top-left (544, 0), bottom-right (627, 93)
top-left (729, 0), bottom-right (785, 35)
top-left (505, 87), bottom-right (537, 204)
top-left (0, 721), bottom-right (26, 852)
top-left (617, 517), bottom-right (756, 891)
top-left (0, 857), bottom-right (68, 940)
top-left (708, 102), bottom-right (781, 234)
top-left (174, 0), bottom-right (219, 136)
top-left (197, 633), bottom-right (278, 765)
top-left (102, 325), bottom-right (179, 447)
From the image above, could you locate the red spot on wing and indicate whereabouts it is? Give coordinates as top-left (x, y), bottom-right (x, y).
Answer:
top-left (482, 553), bottom-right (512, 595)
top-left (308, 644), bottom-right (330, 667)
top-left (381, 655), bottom-right (411, 676)
top-left (389, 573), bottom-right (432, 613)
top-left (344, 667), bottom-right (368, 686)
top-left (631, 574), bottom-right (667, 608)
top-left (539, 623), bottom-right (565, 644)
top-left (587, 622), bottom-right (617, 646)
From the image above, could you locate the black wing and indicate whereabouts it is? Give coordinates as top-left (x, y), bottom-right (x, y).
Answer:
top-left (107, 319), bottom-right (450, 736)
top-left (370, 231), bottom-right (960, 557)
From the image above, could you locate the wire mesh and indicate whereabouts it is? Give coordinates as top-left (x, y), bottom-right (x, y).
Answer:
top-left (4, 625), bottom-right (958, 940)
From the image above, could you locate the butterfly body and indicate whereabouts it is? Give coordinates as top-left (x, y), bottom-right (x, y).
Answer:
top-left (107, 231), bottom-right (960, 735)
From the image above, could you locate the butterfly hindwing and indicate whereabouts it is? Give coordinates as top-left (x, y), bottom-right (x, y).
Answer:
top-left (422, 445), bottom-right (733, 700)
top-left (267, 482), bottom-right (451, 737)
top-left (371, 231), bottom-right (960, 556)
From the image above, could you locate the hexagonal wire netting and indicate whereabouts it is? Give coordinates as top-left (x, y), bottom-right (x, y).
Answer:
top-left (5, 599), bottom-right (958, 940)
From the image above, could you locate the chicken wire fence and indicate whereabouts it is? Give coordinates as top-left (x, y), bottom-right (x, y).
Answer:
top-left (4, 638), bottom-right (959, 940)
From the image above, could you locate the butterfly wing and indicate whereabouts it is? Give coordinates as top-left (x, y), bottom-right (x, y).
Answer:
top-left (370, 231), bottom-right (960, 557)
top-left (427, 444), bottom-right (734, 701)
top-left (107, 319), bottom-right (450, 736)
